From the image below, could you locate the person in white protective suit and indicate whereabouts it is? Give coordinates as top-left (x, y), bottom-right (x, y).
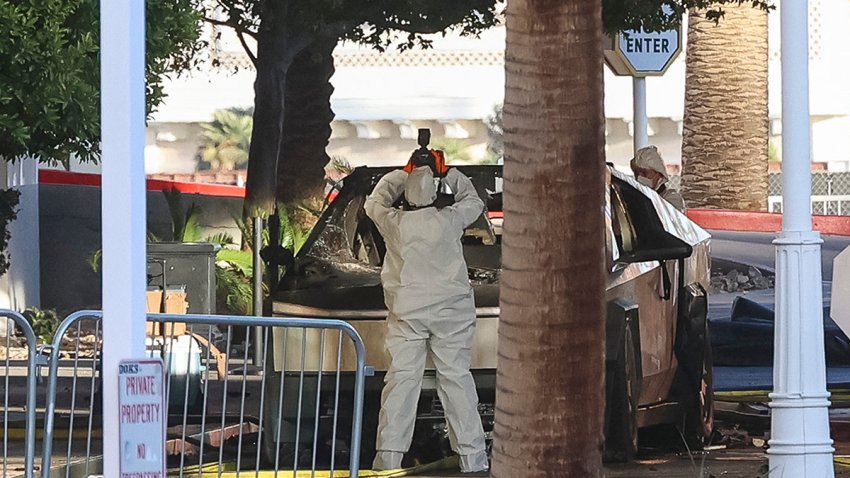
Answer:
top-left (630, 145), bottom-right (686, 211)
top-left (364, 165), bottom-right (489, 473)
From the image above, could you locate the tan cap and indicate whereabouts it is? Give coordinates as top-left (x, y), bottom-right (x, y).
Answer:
top-left (631, 145), bottom-right (668, 179)
top-left (404, 166), bottom-right (438, 207)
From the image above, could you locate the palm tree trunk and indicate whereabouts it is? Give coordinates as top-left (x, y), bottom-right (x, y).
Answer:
top-left (276, 35), bottom-right (337, 205)
top-left (681, 5), bottom-right (769, 210)
top-left (492, 0), bottom-right (606, 476)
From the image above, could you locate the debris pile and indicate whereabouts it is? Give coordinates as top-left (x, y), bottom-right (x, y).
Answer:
top-left (469, 268), bottom-right (500, 285)
top-left (709, 265), bottom-right (774, 294)
top-left (0, 336), bottom-right (28, 360)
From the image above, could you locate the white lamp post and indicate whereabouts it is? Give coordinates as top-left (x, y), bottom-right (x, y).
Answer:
top-left (768, 0), bottom-right (835, 476)
top-left (100, 1), bottom-right (148, 476)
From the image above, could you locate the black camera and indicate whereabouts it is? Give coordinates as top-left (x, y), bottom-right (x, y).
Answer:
top-left (410, 128), bottom-right (435, 170)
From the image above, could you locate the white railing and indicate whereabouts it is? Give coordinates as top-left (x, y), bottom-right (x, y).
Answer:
top-left (767, 195), bottom-right (850, 215)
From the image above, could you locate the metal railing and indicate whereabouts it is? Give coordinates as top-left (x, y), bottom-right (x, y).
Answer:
top-left (669, 172), bottom-right (850, 216)
top-left (39, 311), bottom-right (102, 478)
top-left (1, 310), bottom-right (39, 478)
top-left (769, 171), bottom-right (850, 198)
top-left (40, 311), bottom-right (367, 478)
top-left (767, 195), bottom-right (850, 215)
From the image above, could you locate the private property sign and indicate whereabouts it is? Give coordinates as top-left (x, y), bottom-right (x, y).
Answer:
top-left (118, 359), bottom-right (166, 478)
top-left (604, 26), bottom-right (682, 76)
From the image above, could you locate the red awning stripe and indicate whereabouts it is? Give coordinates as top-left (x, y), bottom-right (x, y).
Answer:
top-left (38, 169), bottom-right (246, 198)
top-left (686, 209), bottom-right (850, 237)
top-left (35, 170), bottom-right (850, 236)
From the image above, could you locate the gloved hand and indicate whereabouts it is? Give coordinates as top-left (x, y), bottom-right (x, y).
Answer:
top-left (375, 169), bottom-right (408, 207)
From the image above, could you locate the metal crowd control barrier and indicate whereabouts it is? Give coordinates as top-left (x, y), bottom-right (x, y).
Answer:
top-left (41, 311), bottom-right (367, 478)
top-left (39, 311), bottom-right (102, 478)
top-left (1, 309), bottom-right (38, 478)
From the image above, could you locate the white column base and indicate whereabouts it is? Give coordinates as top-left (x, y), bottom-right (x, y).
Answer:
top-left (769, 231), bottom-right (834, 477)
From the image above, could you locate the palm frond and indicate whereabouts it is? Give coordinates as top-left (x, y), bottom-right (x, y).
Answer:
top-left (276, 203), bottom-right (311, 253)
top-left (87, 249), bottom-right (102, 272)
top-left (181, 202), bottom-right (203, 242)
top-left (199, 108), bottom-right (253, 171)
top-left (205, 232), bottom-right (235, 246)
top-left (162, 188), bottom-right (186, 241)
top-left (215, 267), bottom-right (254, 315)
top-left (216, 248), bottom-right (254, 276)
top-left (232, 213), bottom-right (254, 250)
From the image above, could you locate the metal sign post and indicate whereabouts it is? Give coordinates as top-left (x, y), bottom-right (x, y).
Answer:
top-left (768, 1), bottom-right (835, 476)
top-left (632, 77), bottom-right (649, 151)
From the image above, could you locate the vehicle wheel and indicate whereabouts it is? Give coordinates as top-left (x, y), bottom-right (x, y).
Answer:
top-left (604, 320), bottom-right (640, 462)
top-left (682, 323), bottom-right (714, 448)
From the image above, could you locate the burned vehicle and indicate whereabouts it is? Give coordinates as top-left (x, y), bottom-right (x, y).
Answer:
top-left (265, 165), bottom-right (712, 463)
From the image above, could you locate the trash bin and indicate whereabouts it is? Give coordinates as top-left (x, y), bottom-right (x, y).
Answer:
top-left (146, 242), bottom-right (219, 314)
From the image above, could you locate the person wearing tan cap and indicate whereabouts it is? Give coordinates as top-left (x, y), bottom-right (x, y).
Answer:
top-left (630, 145), bottom-right (685, 211)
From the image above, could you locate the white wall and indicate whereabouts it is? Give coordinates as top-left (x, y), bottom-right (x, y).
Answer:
top-left (0, 158), bottom-right (40, 313)
top-left (812, 116), bottom-right (850, 167)
top-left (139, 3), bottom-right (850, 174)
top-left (145, 123), bottom-right (203, 174)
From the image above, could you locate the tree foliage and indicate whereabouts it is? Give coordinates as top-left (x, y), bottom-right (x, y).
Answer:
top-left (208, 0), bottom-right (774, 58)
top-left (206, 0), bottom-right (774, 215)
top-left (205, 1), bottom-right (501, 54)
top-left (22, 307), bottom-right (61, 344)
top-left (602, 0), bottom-right (773, 33)
top-left (0, 0), bottom-right (204, 165)
top-left (0, 189), bottom-right (20, 277)
top-left (199, 108), bottom-right (253, 171)
top-left (205, 1), bottom-right (502, 215)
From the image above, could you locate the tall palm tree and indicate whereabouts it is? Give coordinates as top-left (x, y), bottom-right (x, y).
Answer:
top-left (681, 4), bottom-right (769, 210)
top-left (492, 0), bottom-right (606, 476)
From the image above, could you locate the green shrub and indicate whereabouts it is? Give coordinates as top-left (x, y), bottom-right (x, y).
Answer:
top-left (22, 307), bottom-right (60, 344)
top-left (0, 189), bottom-right (20, 277)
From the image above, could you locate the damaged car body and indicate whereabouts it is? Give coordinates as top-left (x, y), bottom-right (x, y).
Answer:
top-left (264, 165), bottom-right (712, 464)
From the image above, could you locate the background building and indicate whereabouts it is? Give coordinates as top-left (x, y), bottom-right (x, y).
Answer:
top-left (12, 2), bottom-right (850, 312)
top-left (47, 1), bottom-right (850, 179)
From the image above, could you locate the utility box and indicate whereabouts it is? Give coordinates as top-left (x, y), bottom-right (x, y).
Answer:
top-left (146, 243), bottom-right (219, 315)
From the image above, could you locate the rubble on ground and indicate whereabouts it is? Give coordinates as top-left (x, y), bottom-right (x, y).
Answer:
top-left (469, 268), bottom-right (500, 284)
top-left (709, 265), bottom-right (774, 294)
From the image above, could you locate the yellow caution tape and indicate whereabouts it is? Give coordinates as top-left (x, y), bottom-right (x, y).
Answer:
top-left (172, 456), bottom-right (459, 477)
top-left (172, 470), bottom-right (392, 477)
top-left (713, 390), bottom-right (771, 402)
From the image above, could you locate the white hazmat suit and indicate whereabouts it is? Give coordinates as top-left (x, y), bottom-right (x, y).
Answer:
top-left (365, 166), bottom-right (488, 473)
top-left (632, 145), bottom-right (686, 211)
